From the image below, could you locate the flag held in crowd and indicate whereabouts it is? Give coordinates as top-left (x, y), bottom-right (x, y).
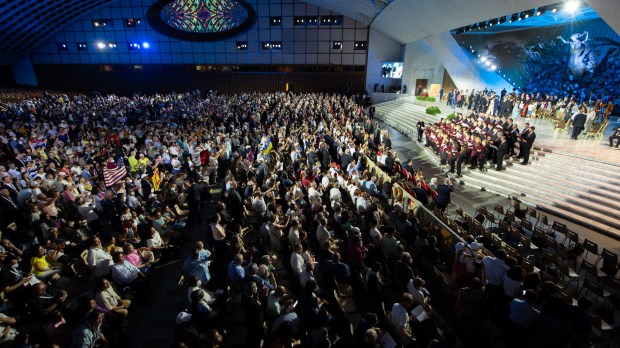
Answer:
top-left (103, 157), bottom-right (127, 187)
top-left (152, 168), bottom-right (162, 191)
top-left (262, 136), bottom-right (273, 154)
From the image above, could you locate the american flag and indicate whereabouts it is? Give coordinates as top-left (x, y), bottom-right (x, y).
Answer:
top-left (103, 157), bottom-right (127, 187)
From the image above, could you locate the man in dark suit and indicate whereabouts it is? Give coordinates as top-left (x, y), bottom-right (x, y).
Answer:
top-left (515, 122), bottom-right (530, 159)
top-left (570, 107), bottom-right (587, 140)
top-left (609, 126), bottom-right (620, 148)
top-left (416, 120), bottom-right (426, 142)
top-left (521, 126), bottom-right (536, 165)
top-left (496, 136), bottom-right (508, 171)
top-left (436, 178), bottom-right (453, 212)
top-left (1, 176), bottom-right (19, 202)
top-left (186, 177), bottom-right (202, 227)
top-left (0, 188), bottom-right (19, 226)
top-left (227, 181), bottom-right (243, 225)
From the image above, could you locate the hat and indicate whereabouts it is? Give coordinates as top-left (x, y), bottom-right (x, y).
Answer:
top-left (455, 242), bottom-right (465, 252)
top-left (471, 242), bottom-right (483, 250)
top-left (141, 174), bottom-right (148, 179)
top-left (176, 312), bottom-right (192, 324)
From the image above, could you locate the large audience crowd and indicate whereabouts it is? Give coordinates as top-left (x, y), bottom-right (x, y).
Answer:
top-left (0, 89), bottom-right (615, 348)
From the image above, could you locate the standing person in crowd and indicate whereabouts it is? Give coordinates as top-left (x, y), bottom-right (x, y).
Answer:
top-left (520, 126), bottom-right (536, 165)
top-left (569, 107), bottom-right (587, 140)
top-left (435, 178), bottom-right (453, 212)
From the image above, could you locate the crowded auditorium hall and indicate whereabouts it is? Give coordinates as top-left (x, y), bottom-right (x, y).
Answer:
top-left (0, 1), bottom-right (619, 348)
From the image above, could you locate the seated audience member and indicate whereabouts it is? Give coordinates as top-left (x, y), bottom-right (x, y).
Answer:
top-left (109, 252), bottom-right (146, 288)
top-left (95, 277), bottom-right (131, 317)
top-left (87, 237), bottom-right (113, 278)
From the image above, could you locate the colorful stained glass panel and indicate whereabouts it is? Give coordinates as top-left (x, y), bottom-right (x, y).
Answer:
top-left (161, 0), bottom-right (249, 34)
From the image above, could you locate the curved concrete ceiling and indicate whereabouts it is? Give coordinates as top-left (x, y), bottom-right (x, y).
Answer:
top-left (372, 0), bottom-right (560, 44)
top-left (300, 0), bottom-right (392, 25)
top-left (0, 0), bottom-right (124, 63)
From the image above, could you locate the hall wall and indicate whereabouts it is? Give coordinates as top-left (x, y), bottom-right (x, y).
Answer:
top-left (29, 0), bottom-right (368, 66)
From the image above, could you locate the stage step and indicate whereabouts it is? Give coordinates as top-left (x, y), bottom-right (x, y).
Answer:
top-left (376, 99), bottom-right (620, 240)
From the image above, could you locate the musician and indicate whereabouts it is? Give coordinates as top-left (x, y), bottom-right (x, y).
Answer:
top-left (448, 140), bottom-right (460, 175)
top-left (521, 126), bottom-right (536, 165)
top-left (456, 137), bottom-right (471, 177)
top-left (416, 120), bottom-right (425, 142)
top-left (496, 136), bottom-right (508, 171)
top-left (515, 123), bottom-right (530, 159)
top-left (508, 124), bottom-right (519, 156)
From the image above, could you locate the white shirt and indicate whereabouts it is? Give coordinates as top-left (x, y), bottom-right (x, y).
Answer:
top-left (503, 274), bottom-right (522, 298)
top-left (482, 256), bottom-right (509, 286)
top-left (288, 227), bottom-right (301, 246)
top-left (329, 187), bottom-right (342, 205)
top-left (110, 260), bottom-right (141, 285)
top-left (370, 227), bottom-right (382, 244)
top-left (316, 224), bottom-right (331, 245)
top-left (87, 247), bottom-right (112, 277)
top-left (391, 303), bottom-right (410, 332)
top-left (290, 252), bottom-right (304, 278)
top-left (406, 280), bottom-right (427, 305)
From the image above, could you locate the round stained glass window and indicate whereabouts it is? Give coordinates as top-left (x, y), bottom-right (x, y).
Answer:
top-left (147, 0), bottom-right (257, 41)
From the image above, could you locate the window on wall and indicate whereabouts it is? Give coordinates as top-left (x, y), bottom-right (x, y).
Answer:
top-left (262, 42), bottom-right (272, 50)
top-left (332, 41), bottom-right (342, 50)
top-left (76, 43), bottom-right (88, 52)
top-left (306, 16), bottom-right (318, 25)
top-left (270, 17), bottom-right (282, 26)
top-left (125, 18), bottom-right (142, 28)
top-left (57, 43), bottom-right (69, 51)
top-left (294, 16), bottom-right (305, 25)
top-left (354, 41), bottom-right (367, 50)
top-left (271, 41), bottom-right (282, 50)
top-left (237, 41), bottom-right (248, 50)
top-left (321, 16), bottom-right (342, 25)
top-left (92, 19), bottom-right (111, 28)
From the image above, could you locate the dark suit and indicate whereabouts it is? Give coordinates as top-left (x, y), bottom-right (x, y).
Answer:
top-left (496, 140), bottom-right (508, 170)
top-left (522, 132), bottom-right (536, 164)
top-left (610, 128), bottom-right (620, 148)
top-left (187, 183), bottom-right (202, 226)
top-left (571, 113), bottom-right (587, 139)
top-left (1, 183), bottom-right (19, 202)
top-left (435, 184), bottom-right (453, 211)
top-left (0, 195), bottom-right (19, 225)
top-left (416, 120), bottom-right (426, 141)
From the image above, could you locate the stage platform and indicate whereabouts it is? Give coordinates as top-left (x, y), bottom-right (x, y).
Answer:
top-left (374, 97), bottom-right (620, 244)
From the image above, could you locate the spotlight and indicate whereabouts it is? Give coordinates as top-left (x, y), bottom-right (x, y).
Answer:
top-left (565, 1), bottom-right (580, 13)
top-left (481, 56), bottom-right (487, 62)
top-left (485, 61), bottom-right (491, 66)
top-left (108, 43), bottom-right (116, 48)
top-left (491, 65), bottom-right (497, 70)
top-left (142, 42), bottom-right (150, 49)
top-left (477, 54), bottom-right (481, 58)
top-left (96, 42), bottom-right (106, 49)
top-left (552, 8), bottom-right (557, 13)
top-left (510, 13), bottom-right (518, 23)
top-left (537, 8), bottom-right (545, 16)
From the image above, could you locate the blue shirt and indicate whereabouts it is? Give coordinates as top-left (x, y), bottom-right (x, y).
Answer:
top-left (509, 299), bottom-right (540, 329)
top-left (183, 255), bottom-right (210, 284)
top-left (227, 262), bottom-right (245, 285)
top-left (71, 322), bottom-right (100, 348)
top-left (325, 260), bottom-right (351, 283)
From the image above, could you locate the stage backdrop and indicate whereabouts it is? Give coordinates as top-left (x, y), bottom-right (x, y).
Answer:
top-left (455, 18), bottom-right (620, 100)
